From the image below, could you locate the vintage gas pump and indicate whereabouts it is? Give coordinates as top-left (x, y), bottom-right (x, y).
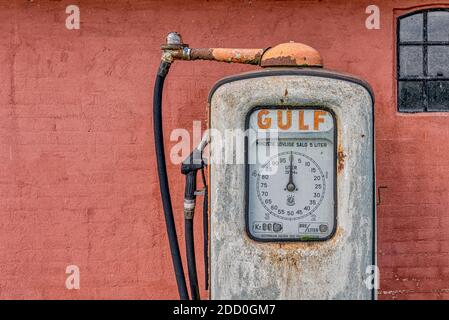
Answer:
top-left (153, 33), bottom-right (376, 300)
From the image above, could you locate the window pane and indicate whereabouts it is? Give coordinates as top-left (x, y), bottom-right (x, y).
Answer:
top-left (399, 13), bottom-right (423, 42)
top-left (428, 11), bottom-right (449, 42)
top-left (399, 46), bottom-right (424, 77)
top-left (428, 46), bottom-right (449, 77)
top-left (428, 81), bottom-right (449, 111)
top-left (398, 81), bottom-right (425, 112)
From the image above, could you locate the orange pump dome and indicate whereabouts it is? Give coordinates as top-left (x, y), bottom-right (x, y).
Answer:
top-left (260, 42), bottom-right (323, 68)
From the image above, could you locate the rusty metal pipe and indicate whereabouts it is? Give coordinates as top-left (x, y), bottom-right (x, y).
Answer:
top-left (189, 48), bottom-right (264, 65)
top-left (162, 47), bottom-right (264, 65)
top-left (161, 32), bottom-right (264, 65)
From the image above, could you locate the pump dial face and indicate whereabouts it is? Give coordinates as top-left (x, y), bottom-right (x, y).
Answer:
top-left (256, 151), bottom-right (326, 221)
top-left (246, 108), bottom-right (336, 241)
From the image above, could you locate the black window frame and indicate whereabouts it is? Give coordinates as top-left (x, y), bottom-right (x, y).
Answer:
top-left (397, 8), bottom-right (449, 112)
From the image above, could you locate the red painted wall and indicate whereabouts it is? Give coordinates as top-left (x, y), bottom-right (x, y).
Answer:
top-left (0, 0), bottom-right (448, 299)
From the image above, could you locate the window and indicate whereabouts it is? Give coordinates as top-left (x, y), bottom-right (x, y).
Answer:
top-left (398, 9), bottom-right (449, 112)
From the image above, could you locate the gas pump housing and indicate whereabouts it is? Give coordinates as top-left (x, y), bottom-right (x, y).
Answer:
top-left (208, 68), bottom-right (375, 300)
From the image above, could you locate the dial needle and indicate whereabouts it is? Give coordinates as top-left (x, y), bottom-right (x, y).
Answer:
top-left (286, 152), bottom-right (296, 192)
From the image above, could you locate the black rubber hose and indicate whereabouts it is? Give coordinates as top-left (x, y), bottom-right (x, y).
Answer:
top-left (184, 171), bottom-right (200, 300)
top-left (200, 167), bottom-right (209, 290)
top-left (185, 218), bottom-right (200, 300)
top-left (153, 60), bottom-right (189, 300)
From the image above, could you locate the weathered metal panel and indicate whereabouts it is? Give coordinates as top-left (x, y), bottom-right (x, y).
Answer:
top-left (209, 69), bottom-right (375, 300)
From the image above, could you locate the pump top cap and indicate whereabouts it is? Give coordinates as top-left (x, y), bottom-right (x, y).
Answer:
top-left (261, 42), bottom-right (323, 68)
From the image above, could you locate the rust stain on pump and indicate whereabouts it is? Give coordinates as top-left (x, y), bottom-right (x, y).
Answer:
top-left (263, 227), bottom-right (345, 273)
top-left (261, 42), bottom-right (323, 68)
top-left (337, 148), bottom-right (346, 173)
top-left (337, 125), bottom-right (346, 174)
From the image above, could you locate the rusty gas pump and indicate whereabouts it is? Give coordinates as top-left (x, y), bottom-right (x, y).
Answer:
top-left (153, 32), bottom-right (376, 300)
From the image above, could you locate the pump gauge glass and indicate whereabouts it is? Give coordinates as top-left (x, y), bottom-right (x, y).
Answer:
top-left (245, 107), bottom-right (336, 241)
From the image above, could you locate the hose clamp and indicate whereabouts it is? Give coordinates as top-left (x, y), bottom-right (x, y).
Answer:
top-left (184, 199), bottom-right (195, 219)
top-left (183, 47), bottom-right (191, 60)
